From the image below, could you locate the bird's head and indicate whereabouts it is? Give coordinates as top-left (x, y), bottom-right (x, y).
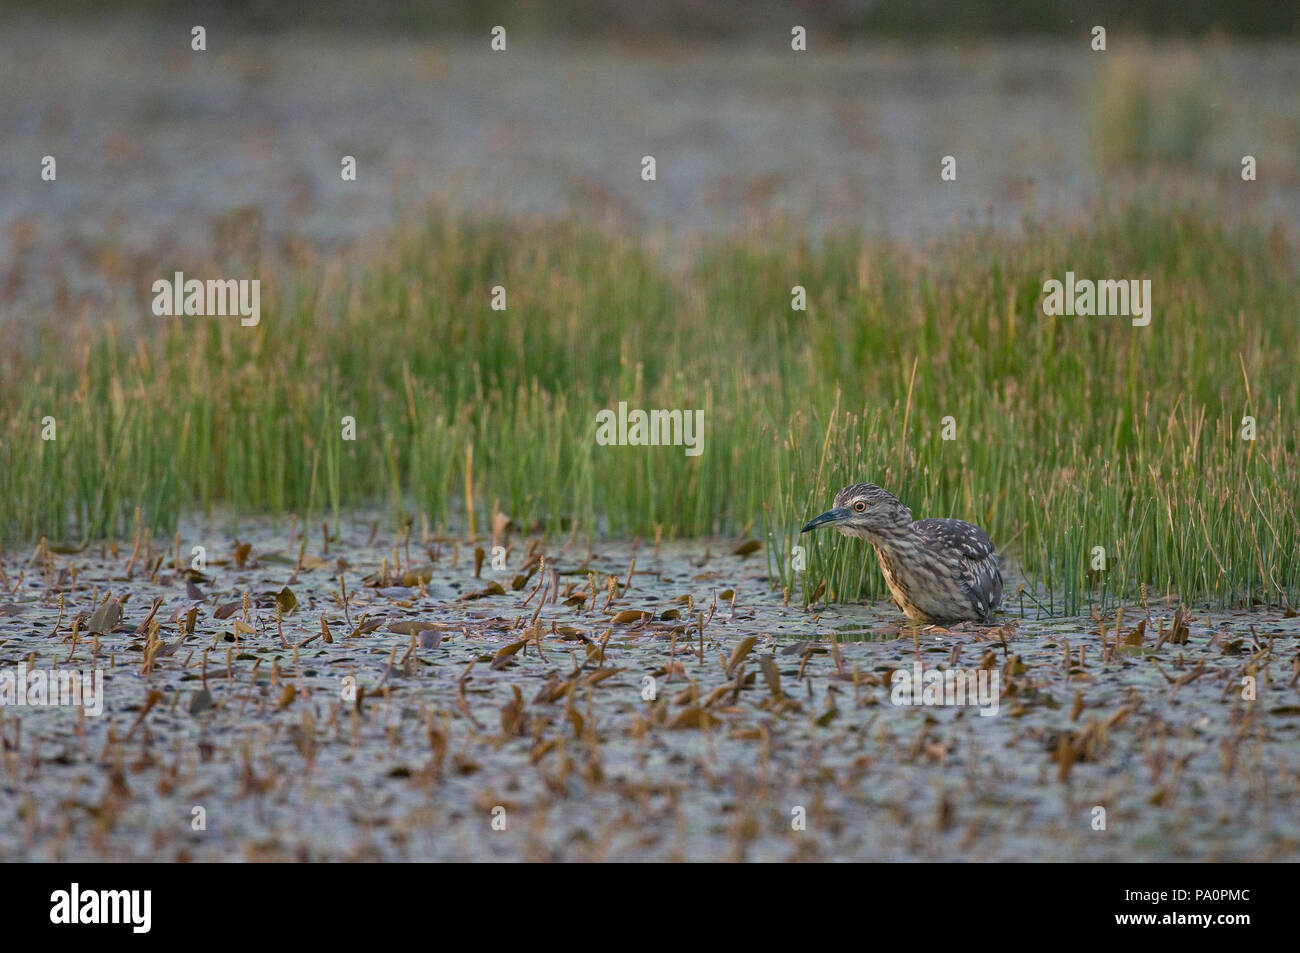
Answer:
top-left (800, 483), bottom-right (913, 540)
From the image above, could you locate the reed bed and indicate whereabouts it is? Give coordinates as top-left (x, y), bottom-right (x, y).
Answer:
top-left (2, 199), bottom-right (1295, 612)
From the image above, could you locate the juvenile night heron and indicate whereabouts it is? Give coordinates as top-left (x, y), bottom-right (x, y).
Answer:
top-left (801, 483), bottom-right (1003, 624)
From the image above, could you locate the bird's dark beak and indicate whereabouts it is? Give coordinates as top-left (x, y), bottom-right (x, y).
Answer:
top-left (801, 507), bottom-right (852, 533)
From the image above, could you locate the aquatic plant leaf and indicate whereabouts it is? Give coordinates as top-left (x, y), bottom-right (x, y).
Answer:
top-left (88, 598), bottom-right (123, 635)
top-left (726, 635), bottom-right (758, 674)
top-left (213, 600), bottom-right (243, 620)
top-left (610, 609), bottom-right (650, 624)
top-left (275, 586), bottom-right (298, 615)
top-left (491, 640), bottom-right (527, 669)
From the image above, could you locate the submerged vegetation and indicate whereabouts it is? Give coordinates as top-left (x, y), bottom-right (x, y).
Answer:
top-left (2, 199), bottom-right (1296, 613)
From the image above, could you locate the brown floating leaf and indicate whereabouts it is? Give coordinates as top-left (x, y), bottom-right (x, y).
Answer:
top-left (462, 581), bottom-right (506, 600)
top-left (213, 600), bottom-right (242, 620)
top-left (731, 540), bottom-right (762, 558)
top-left (400, 566), bottom-right (435, 586)
top-left (725, 635), bottom-right (759, 675)
top-left (500, 685), bottom-right (526, 734)
top-left (759, 655), bottom-right (783, 698)
top-left (131, 598), bottom-right (161, 634)
top-left (1123, 619), bottom-right (1146, 646)
top-left (530, 737), bottom-right (559, 764)
top-left (188, 688), bottom-right (214, 715)
top-left (233, 542), bottom-right (253, 569)
top-left (490, 640), bottom-right (527, 670)
top-left (87, 598), bottom-right (123, 635)
top-left (583, 667), bottom-right (625, 687)
top-left (274, 586), bottom-right (297, 615)
top-left (669, 707), bottom-right (716, 730)
top-left (278, 685), bottom-right (296, 709)
top-left (610, 609), bottom-right (650, 625)
top-left (185, 578), bottom-right (206, 601)
top-left (1106, 706), bottom-right (1134, 729)
top-left (700, 683), bottom-right (734, 708)
top-left (1055, 735), bottom-right (1077, 781)
top-left (388, 619), bottom-right (441, 635)
top-left (419, 630), bottom-right (443, 649)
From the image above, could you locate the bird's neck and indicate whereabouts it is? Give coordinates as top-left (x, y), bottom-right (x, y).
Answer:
top-left (860, 521), bottom-right (914, 549)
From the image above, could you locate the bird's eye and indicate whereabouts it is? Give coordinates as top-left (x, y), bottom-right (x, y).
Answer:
top-left (854, 501), bottom-right (866, 512)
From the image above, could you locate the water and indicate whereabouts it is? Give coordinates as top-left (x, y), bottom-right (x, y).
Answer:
top-left (2, 513), bottom-right (1296, 860)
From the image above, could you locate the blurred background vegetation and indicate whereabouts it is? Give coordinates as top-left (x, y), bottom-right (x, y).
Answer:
top-left (18, 0), bottom-right (1300, 36)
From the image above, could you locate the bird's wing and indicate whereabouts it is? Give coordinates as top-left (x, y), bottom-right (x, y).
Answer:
top-left (913, 518), bottom-right (1003, 619)
top-left (912, 518), bottom-right (996, 561)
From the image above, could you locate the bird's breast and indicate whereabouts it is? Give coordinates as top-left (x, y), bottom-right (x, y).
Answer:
top-left (873, 540), bottom-right (974, 623)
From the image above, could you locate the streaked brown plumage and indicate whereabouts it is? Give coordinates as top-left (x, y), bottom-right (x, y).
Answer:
top-left (801, 483), bottom-right (1003, 624)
